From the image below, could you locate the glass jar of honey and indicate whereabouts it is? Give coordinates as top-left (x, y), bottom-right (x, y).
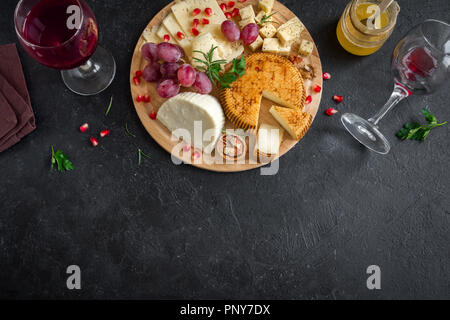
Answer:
top-left (337, 0), bottom-right (400, 56)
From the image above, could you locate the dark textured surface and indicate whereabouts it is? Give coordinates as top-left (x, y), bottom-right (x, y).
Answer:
top-left (0, 0), bottom-right (449, 300)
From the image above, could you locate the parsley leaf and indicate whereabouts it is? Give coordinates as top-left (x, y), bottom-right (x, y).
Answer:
top-left (50, 146), bottom-right (74, 172)
top-left (396, 108), bottom-right (447, 142)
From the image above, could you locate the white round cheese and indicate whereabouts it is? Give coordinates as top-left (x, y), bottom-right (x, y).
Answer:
top-left (157, 92), bottom-right (225, 153)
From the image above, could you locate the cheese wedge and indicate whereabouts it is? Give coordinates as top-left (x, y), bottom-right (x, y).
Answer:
top-left (269, 106), bottom-right (313, 140)
top-left (157, 92), bottom-right (225, 152)
top-left (162, 13), bottom-right (192, 53)
top-left (256, 123), bottom-right (283, 156)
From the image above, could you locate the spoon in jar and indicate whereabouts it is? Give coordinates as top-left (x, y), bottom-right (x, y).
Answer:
top-left (361, 0), bottom-right (394, 29)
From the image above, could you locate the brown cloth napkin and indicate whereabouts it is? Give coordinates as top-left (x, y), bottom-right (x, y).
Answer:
top-left (0, 43), bottom-right (35, 152)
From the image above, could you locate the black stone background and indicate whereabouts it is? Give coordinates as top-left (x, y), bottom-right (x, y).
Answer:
top-left (0, 0), bottom-right (449, 299)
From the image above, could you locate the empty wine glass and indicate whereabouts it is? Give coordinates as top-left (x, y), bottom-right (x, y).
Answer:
top-left (15, 0), bottom-right (116, 96)
top-left (341, 19), bottom-right (450, 154)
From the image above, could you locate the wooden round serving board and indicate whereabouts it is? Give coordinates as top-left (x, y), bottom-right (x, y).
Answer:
top-left (130, 0), bottom-right (322, 172)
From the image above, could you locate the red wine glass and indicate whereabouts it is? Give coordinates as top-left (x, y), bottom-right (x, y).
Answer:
top-left (341, 20), bottom-right (450, 154)
top-left (14, 0), bottom-right (116, 96)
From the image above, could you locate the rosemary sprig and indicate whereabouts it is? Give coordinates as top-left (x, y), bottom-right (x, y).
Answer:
top-left (105, 96), bottom-right (113, 116)
top-left (138, 149), bottom-right (151, 166)
top-left (125, 123), bottom-right (136, 138)
top-left (258, 12), bottom-right (279, 26)
top-left (193, 46), bottom-right (246, 89)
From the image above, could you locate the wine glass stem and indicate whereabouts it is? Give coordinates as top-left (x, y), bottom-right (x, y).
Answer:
top-left (368, 83), bottom-right (410, 126)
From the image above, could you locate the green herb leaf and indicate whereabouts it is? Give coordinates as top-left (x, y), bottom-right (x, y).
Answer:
top-left (258, 12), bottom-right (279, 26)
top-left (50, 146), bottom-right (74, 172)
top-left (105, 96), bottom-right (113, 116)
top-left (397, 109), bottom-right (447, 142)
top-left (138, 149), bottom-right (151, 166)
top-left (125, 123), bottom-right (136, 138)
top-left (422, 108), bottom-right (437, 125)
top-left (194, 46), bottom-right (246, 89)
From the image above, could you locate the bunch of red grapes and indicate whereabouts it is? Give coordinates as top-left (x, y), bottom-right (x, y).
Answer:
top-left (141, 42), bottom-right (212, 98)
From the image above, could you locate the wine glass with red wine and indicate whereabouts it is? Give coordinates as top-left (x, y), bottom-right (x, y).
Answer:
top-left (341, 20), bottom-right (450, 154)
top-left (15, 0), bottom-right (115, 96)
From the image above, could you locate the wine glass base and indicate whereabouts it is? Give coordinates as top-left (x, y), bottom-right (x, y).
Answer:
top-left (61, 46), bottom-right (116, 96)
top-left (341, 113), bottom-right (391, 155)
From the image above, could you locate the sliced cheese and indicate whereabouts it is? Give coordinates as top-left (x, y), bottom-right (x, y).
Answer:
top-left (190, 32), bottom-right (221, 68)
top-left (201, 24), bottom-right (244, 63)
top-left (171, 0), bottom-right (226, 36)
top-left (162, 13), bottom-right (192, 53)
top-left (142, 26), bottom-right (160, 43)
top-left (157, 92), bottom-right (225, 152)
top-left (256, 123), bottom-right (283, 156)
top-left (157, 25), bottom-right (177, 44)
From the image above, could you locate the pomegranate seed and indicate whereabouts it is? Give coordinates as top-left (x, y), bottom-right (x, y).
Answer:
top-left (322, 72), bottom-right (331, 80)
top-left (100, 130), bottom-right (110, 138)
top-left (135, 70), bottom-right (143, 77)
top-left (133, 76), bottom-right (140, 85)
top-left (225, 12), bottom-right (232, 19)
top-left (192, 8), bottom-right (201, 16)
top-left (313, 85), bottom-right (322, 93)
top-left (177, 31), bottom-right (185, 40)
top-left (205, 8), bottom-right (213, 16)
top-left (231, 8), bottom-right (239, 17)
top-left (202, 18), bottom-right (210, 25)
top-left (220, 3), bottom-right (227, 11)
top-left (183, 144), bottom-right (191, 152)
top-left (193, 151), bottom-right (201, 160)
top-left (79, 123), bottom-right (89, 133)
top-left (149, 112), bottom-right (157, 120)
top-left (163, 34), bottom-right (170, 42)
top-left (255, 67), bottom-right (260, 71)
top-left (305, 95), bottom-right (312, 105)
top-left (227, 1), bottom-right (235, 8)
top-left (191, 27), bottom-right (200, 36)
top-left (193, 18), bottom-right (199, 28)
top-left (90, 137), bottom-right (99, 147)
top-left (333, 95), bottom-right (343, 103)
top-left (325, 108), bottom-right (338, 116)
top-left (136, 95), bottom-right (143, 102)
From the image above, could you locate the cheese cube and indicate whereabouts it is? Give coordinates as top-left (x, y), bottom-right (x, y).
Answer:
top-left (249, 35), bottom-right (264, 51)
top-left (278, 17), bottom-right (304, 32)
top-left (259, 23), bottom-right (277, 38)
top-left (262, 38), bottom-right (280, 54)
top-left (259, 0), bottom-right (274, 14)
top-left (278, 42), bottom-right (292, 56)
top-left (298, 39), bottom-right (314, 56)
top-left (277, 24), bottom-right (303, 46)
top-left (256, 123), bottom-right (284, 156)
top-left (239, 5), bottom-right (255, 21)
top-left (255, 11), bottom-right (265, 25)
top-left (239, 18), bottom-right (256, 29)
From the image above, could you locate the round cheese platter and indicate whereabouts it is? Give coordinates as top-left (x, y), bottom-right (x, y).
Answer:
top-left (130, 0), bottom-right (323, 172)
